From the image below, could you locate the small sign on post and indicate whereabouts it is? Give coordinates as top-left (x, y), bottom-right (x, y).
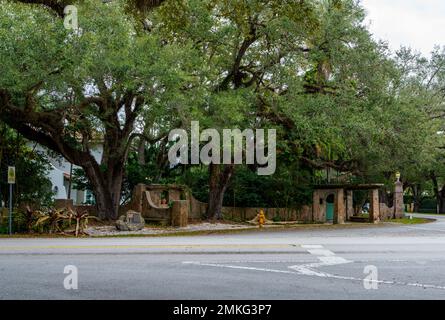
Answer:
top-left (7, 166), bottom-right (15, 235)
top-left (8, 166), bottom-right (16, 184)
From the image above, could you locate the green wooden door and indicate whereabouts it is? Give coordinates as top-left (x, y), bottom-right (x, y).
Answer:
top-left (326, 203), bottom-right (334, 221)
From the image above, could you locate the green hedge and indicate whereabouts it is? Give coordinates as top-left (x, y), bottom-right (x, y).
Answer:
top-left (419, 198), bottom-right (437, 211)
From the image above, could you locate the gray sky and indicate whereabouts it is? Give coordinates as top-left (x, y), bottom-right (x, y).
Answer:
top-left (361, 0), bottom-right (444, 56)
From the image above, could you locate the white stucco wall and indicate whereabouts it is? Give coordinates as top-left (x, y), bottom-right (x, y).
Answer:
top-left (29, 143), bottom-right (103, 204)
top-left (48, 164), bottom-right (67, 199)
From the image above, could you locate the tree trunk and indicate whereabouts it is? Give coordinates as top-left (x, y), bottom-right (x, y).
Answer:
top-left (430, 172), bottom-right (443, 214)
top-left (412, 184), bottom-right (421, 213)
top-left (206, 163), bottom-right (235, 220)
top-left (137, 137), bottom-right (146, 166)
top-left (439, 187), bottom-right (445, 214)
top-left (82, 159), bottom-right (124, 220)
top-left (93, 184), bottom-right (121, 221)
top-left (379, 189), bottom-right (389, 207)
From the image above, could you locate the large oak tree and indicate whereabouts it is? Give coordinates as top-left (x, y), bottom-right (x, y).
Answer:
top-left (0, 0), bottom-right (197, 219)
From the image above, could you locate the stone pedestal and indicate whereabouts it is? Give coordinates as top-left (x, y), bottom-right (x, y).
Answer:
top-left (394, 180), bottom-right (404, 219)
top-left (334, 188), bottom-right (346, 224)
top-left (171, 200), bottom-right (189, 227)
top-left (369, 189), bottom-right (380, 223)
top-left (346, 190), bottom-right (354, 220)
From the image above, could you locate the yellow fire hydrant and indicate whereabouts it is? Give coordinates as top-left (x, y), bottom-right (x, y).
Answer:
top-left (258, 210), bottom-right (266, 228)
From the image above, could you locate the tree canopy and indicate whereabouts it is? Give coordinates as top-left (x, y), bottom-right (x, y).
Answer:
top-left (0, 0), bottom-right (444, 218)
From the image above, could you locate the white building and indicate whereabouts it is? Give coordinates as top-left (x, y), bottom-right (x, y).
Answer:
top-left (31, 143), bottom-right (103, 205)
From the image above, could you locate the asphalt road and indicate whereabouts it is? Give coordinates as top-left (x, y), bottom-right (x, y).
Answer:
top-left (1, 214), bottom-right (445, 299)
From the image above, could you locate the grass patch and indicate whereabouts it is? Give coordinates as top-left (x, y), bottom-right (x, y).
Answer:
top-left (411, 212), bottom-right (444, 216)
top-left (386, 217), bottom-right (434, 224)
top-left (0, 233), bottom-right (76, 238)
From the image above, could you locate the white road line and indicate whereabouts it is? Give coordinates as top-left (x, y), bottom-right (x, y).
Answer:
top-left (404, 226), bottom-right (445, 232)
top-left (182, 244), bottom-right (445, 291)
top-left (318, 256), bottom-right (351, 264)
top-left (182, 261), bottom-right (445, 290)
top-left (182, 261), bottom-right (296, 274)
top-left (182, 259), bottom-right (410, 264)
top-left (294, 245), bottom-right (445, 290)
top-left (289, 244), bottom-right (353, 276)
top-left (301, 245), bottom-right (324, 249)
top-left (306, 249), bottom-right (336, 256)
top-left (183, 260), bottom-right (316, 264)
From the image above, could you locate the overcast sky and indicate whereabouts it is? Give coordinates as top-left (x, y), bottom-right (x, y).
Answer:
top-left (361, 0), bottom-right (444, 56)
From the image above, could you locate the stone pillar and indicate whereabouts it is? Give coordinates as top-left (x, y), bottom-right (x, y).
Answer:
top-left (369, 189), bottom-right (380, 223)
top-left (394, 180), bottom-right (404, 219)
top-left (171, 200), bottom-right (189, 227)
top-left (346, 190), bottom-right (354, 220)
top-left (130, 184), bottom-right (146, 213)
top-left (334, 189), bottom-right (346, 224)
top-left (312, 189), bottom-right (320, 222)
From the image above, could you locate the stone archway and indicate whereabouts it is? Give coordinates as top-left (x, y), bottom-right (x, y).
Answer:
top-left (326, 194), bottom-right (335, 222)
top-left (312, 188), bottom-right (344, 223)
top-left (313, 184), bottom-right (385, 224)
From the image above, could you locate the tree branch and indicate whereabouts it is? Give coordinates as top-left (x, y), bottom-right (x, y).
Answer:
top-left (14, 0), bottom-right (72, 16)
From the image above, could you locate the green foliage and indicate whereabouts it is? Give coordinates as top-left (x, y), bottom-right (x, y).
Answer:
top-left (0, 124), bottom-right (54, 208)
top-left (174, 165), bottom-right (312, 208)
top-left (173, 166), bottom-right (210, 203)
top-left (124, 146), bottom-right (170, 190)
top-left (0, 208), bottom-right (44, 234)
top-left (225, 167), bottom-right (313, 208)
top-left (418, 198), bottom-right (437, 213)
top-left (71, 168), bottom-right (92, 193)
top-left (0, 0), bottom-right (204, 218)
top-left (1, 0), bottom-right (444, 215)
top-left (389, 217), bottom-right (431, 225)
